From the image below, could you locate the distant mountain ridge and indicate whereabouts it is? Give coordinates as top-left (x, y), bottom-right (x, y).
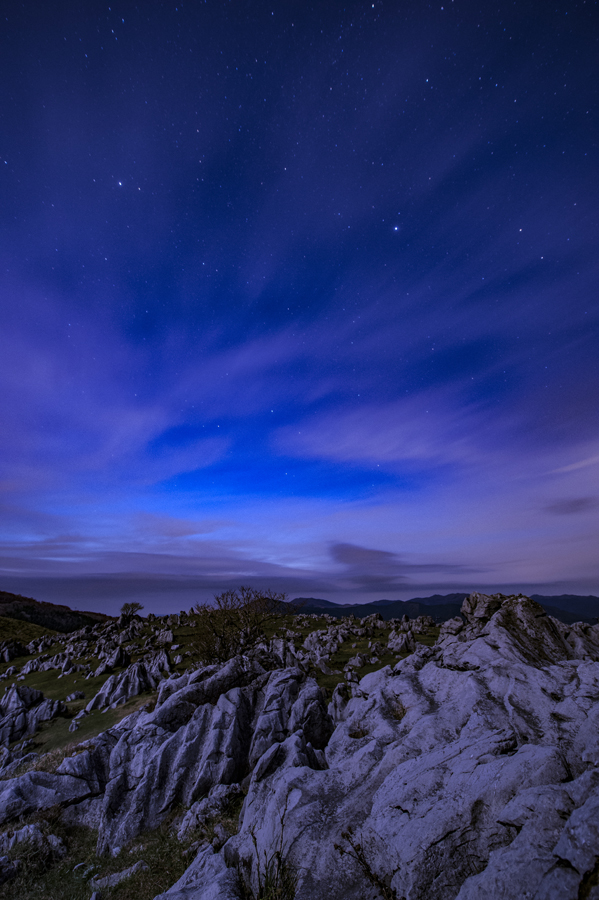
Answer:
top-left (1, 589), bottom-right (597, 634)
top-left (290, 593), bottom-right (599, 625)
top-left (0, 590), bottom-right (111, 634)
top-left (530, 594), bottom-right (599, 619)
top-left (290, 596), bottom-right (466, 623)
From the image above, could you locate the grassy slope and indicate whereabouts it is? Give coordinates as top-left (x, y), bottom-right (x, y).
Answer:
top-left (0, 590), bottom-right (111, 634)
top-left (0, 811), bottom-right (204, 900)
top-left (0, 616), bottom-right (58, 643)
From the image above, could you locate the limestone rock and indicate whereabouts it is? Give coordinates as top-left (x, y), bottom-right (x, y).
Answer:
top-left (90, 859), bottom-right (149, 889)
top-left (85, 661), bottom-right (160, 711)
top-left (411, 614), bottom-right (435, 634)
top-left (387, 629), bottom-right (416, 653)
top-left (106, 645), bottom-right (131, 669)
top-left (0, 822), bottom-right (66, 857)
top-left (0, 684), bottom-right (67, 747)
top-left (66, 690), bottom-right (86, 702)
top-left (89, 657), bottom-right (331, 856)
top-left (0, 640), bottom-right (27, 663)
top-left (437, 615), bottom-right (463, 638)
top-left (0, 745), bottom-right (10, 770)
top-left (4, 592), bottom-right (599, 899)
top-left (153, 844), bottom-right (241, 900)
top-left (203, 593), bottom-right (599, 900)
top-left (146, 648), bottom-right (172, 678)
top-left (0, 770), bottom-right (97, 825)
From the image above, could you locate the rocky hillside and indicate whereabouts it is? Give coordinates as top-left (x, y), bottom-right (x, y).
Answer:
top-left (1, 593), bottom-right (599, 898)
top-left (0, 590), bottom-right (110, 634)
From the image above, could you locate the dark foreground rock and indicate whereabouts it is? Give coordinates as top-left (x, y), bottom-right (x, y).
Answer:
top-left (2, 593), bottom-right (599, 899)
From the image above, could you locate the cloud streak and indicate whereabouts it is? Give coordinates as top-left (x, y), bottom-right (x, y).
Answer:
top-left (0, 1), bottom-right (597, 610)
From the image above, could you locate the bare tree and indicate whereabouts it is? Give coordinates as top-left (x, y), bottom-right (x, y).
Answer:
top-left (193, 586), bottom-right (287, 663)
top-left (120, 601), bottom-right (144, 617)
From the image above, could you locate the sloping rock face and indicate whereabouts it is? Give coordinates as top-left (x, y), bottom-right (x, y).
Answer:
top-left (198, 593), bottom-right (599, 900)
top-left (94, 656), bottom-right (331, 856)
top-left (3, 593), bottom-right (599, 900)
top-left (0, 684), bottom-right (67, 747)
top-left (85, 650), bottom-right (172, 711)
top-left (0, 650), bottom-right (329, 857)
top-left (86, 661), bottom-right (159, 711)
top-left (0, 768), bottom-right (99, 825)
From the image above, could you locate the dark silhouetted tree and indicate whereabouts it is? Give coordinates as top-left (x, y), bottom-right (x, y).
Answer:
top-left (120, 601), bottom-right (144, 617)
top-left (193, 586), bottom-right (287, 662)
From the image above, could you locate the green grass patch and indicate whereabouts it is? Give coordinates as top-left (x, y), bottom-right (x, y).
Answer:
top-left (415, 629), bottom-right (440, 646)
top-left (306, 625), bottom-right (440, 693)
top-left (4, 664), bottom-right (103, 702)
top-left (102, 829), bottom-right (193, 899)
top-left (0, 802), bottom-right (225, 900)
top-left (10, 692), bottom-right (159, 759)
top-left (0, 813), bottom-right (98, 900)
top-left (0, 616), bottom-right (58, 644)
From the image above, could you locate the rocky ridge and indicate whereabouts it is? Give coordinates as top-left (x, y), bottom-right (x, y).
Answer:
top-left (1, 593), bottom-right (599, 898)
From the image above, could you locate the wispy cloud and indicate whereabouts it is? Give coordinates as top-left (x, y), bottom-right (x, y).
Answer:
top-left (0, 1), bottom-right (596, 610)
top-left (550, 455), bottom-right (599, 475)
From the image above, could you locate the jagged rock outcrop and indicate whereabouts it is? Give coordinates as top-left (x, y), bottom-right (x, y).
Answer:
top-left (0, 727), bottom-right (119, 827)
top-left (165, 593), bottom-right (599, 900)
top-left (0, 747), bottom-right (39, 778)
top-left (86, 661), bottom-right (158, 711)
top-left (154, 844), bottom-right (240, 900)
top-left (0, 652), bottom-right (331, 858)
top-left (92, 656), bottom-right (331, 856)
top-left (0, 684), bottom-right (67, 747)
top-left (90, 859), bottom-right (149, 890)
top-left (0, 822), bottom-right (67, 857)
top-left (3, 592), bottom-right (599, 899)
top-left (0, 769), bottom-right (98, 825)
top-left (387, 628), bottom-right (416, 653)
top-left (157, 629), bottom-right (175, 644)
top-left (85, 651), bottom-right (171, 712)
top-left (106, 645), bottom-right (131, 669)
top-left (0, 641), bottom-right (27, 664)
top-left (0, 745), bottom-right (10, 770)
top-left (66, 690), bottom-right (86, 702)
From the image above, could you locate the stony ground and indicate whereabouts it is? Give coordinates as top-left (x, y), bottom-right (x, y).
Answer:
top-left (1, 594), bottom-right (599, 899)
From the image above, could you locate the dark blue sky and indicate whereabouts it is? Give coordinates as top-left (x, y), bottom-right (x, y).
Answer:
top-left (1, 0), bottom-right (598, 614)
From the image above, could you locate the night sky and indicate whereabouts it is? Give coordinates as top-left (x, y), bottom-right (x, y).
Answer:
top-left (1, 0), bottom-right (598, 615)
